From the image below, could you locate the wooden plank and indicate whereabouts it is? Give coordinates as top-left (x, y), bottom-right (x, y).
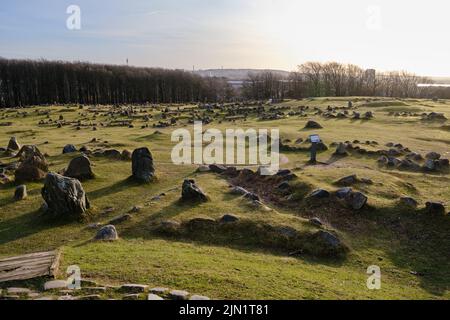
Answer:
top-left (0, 250), bottom-right (60, 283)
top-left (0, 256), bottom-right (54, 270)
top-left (0, 251), bottom-right (55, 263)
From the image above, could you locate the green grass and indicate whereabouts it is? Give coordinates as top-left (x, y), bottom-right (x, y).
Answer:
top-left (0, 97), bottom-right (449, 299)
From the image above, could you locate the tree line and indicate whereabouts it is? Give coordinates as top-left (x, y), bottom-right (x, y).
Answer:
top-left (0, 58), bottom-right (231, 108)
top-left (242, 62), bottom-right (447, 100)
top-left (1, 58), bottom-right (448, 108)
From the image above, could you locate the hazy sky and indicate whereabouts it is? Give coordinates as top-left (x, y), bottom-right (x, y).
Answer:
top-left (1, 0), bottom-right (450, 76)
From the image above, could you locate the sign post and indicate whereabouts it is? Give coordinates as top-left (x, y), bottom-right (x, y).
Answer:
top-left (309, 134), bottom-right (321, 164)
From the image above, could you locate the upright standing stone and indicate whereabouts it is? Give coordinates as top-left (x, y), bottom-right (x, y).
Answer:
top-left (41, 173), bottom-right (90, 218)
top-left (131, 148), bottom-right (155, 183)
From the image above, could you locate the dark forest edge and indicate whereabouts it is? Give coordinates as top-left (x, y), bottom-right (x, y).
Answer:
top-left (1, 58), bottom-right (450, 108)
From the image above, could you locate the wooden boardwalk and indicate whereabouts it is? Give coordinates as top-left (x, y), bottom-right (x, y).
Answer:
top-left (0, 250), bottom-right (60, 283)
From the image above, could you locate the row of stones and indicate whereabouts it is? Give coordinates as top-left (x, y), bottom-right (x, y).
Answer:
top-left (0, 282), bottom-right (210, 301)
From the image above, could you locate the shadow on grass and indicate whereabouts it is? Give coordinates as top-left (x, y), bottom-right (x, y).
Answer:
top-left (299, 201), bottom-right (450, 296)
top-left (87, 177), bottom-right (143, 201)
top-left (0, 209), bottom-right (72, 246)
top-left (111, 200), bottom-right (348, 268)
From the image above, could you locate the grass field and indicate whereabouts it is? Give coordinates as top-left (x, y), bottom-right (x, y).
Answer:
top-left (0, 97), bottom-right (449, 299)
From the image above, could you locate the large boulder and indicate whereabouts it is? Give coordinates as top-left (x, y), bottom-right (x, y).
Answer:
top-left (7, 137), bottom-right (20, 151)
top-left (41, 173), bottom-right (90, 218)
top-left (15, 145), bottom-right (48, 183)
top-left (64, 155), bottom-right (95, 180)
top-left (131, 148), bottom-right (155, 183)
top-left (181, 179), bottom-right (208, 202)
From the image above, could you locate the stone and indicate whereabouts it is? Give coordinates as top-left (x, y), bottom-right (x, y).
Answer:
top-left (425, 202), bottom-right (446, 215)
top-left (148, 294), bottom-right (164, 300)
top-left (209, 164), bottom-right (227, 173)
top-left (103, 149), bottom-right (122, 159)
top-left (314, 230), bottom-right (342, 251)
top-left (336, 187), bottom-right (353, 199)
top-left (41, 173), bottom-right (90, 218)
top-left (423, 159), bottom-right (437, 171)
top-left (190, 295), bottom-right (211, 300)
top-left (309, 217), bottom-right (323, 227)
top-left (109, 214), bottom-right (132, 225)
top-left (64, 155), bottom-right (94, 180)
top-left (131, 147), bottom-right (155, 183)
top-left (230, 186), bottom-right (249, 196)
top-left (95, 225), bottom-right (119, 240)
top-left (82, 287), bottom-right (107, 293)
top-left (7, 136), bottom-right (20, 151)
top-left (181, 179), bottom-right (208, 202)
top-left (63, 144), bottom-right (77, 154)
top-left (119, 284), bottom-right (149, 293)
top-left (44, 280), bottom-right (68, 291)
top-left (150, 287), bottom-right (169, 294)
top-left (425, 152), bottom-right (441, 160)
top-left (7, 287), bottom-right (32, 295)
top-left (304, 120), bottom-right (323, 129)
top-left (400, 197), bottom-right (418, 208)
top-left (334, 143), bottom-right (348, 156)
top-left (169, 290), bottom-right (189, 300)
top-left (196, 165), bottom-right (210, 173)
top-left (123, 294), bottom-right (141, 300)
top-left (121, 149), bottom-right (132, 161)
top-left (335, 175), bottom-right (358, 186)
top-left (78, 295), bottom-right (101, 300)
top-left (244, 192), bottom-right (260, 201)
top-left (308, 189), bottom-right (330, 199)
top-left (219, 214), bottom-right (240, 223)
top-left (15, 145), bottom-right (48, 183)
top-left (346, 192), bottom-right (368, 210)
top-left (14, 185), bottom-right (27, 201)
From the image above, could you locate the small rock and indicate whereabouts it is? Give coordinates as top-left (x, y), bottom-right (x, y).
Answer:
top-left (400, 197), bottom-right (418, 208)
top-left (123, 294), bottom-right (141, 300)
top-left (62, 144), bottom-right (77, 154)
top-left (7, 287), bottom-right (31, 295)
top-left (346, 192), bottom-right (368, 210)
top-left (309, 217), bottom-right (323, 227)
top-left (78, 295), bottom-right (101, 300)
top-left (219, 214), bottom-right (240, 223)
top-left (44, 280), bottom-right (68, 291)
top-left (335, 175), bottom-right (358, 186)
top-left (181, 179), bottom-right (208, 202)
top-left (119, 284), bottom-right (149, 293)
top-left (109, 214), bottom-right (132, 225)
top-left (150, 287), bottom-right (169, 294)
top-left (335, 187), bottom-right (353, 199)
top-left (425, 202), bottom-right (446, 215)
top-left (14, 185), bottom-right (27, 201)
top-left (148, 294), bottom-right (164, 300)
top-left (95, 225), bottom-right (119, 241)
top-left (169, 290), bottom-right (189, 300)
top-left (190, 295), bottom-right (211, 300)
top-left (308, 189), bottom-right (330, 199)
top-left (425, 152), bottom-right (441, 160)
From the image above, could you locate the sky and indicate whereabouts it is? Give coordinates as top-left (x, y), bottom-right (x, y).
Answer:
top-left (1, 0), bottom-right (450, 76)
